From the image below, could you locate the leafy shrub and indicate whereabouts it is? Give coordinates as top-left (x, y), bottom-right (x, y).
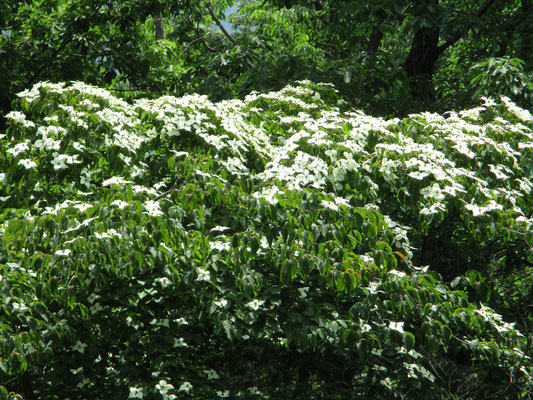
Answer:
top-left (1, 81), bottom-right (532, 399)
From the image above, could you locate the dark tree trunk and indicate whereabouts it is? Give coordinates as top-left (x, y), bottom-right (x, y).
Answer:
top-left (402, 0), bottom-right (499, 103)
top-left (367, 30), bottom-right (383, 55)
top-left (403, 26), bottom-right (441, 103)
top-left (155, 17), bottom-right (164, 40)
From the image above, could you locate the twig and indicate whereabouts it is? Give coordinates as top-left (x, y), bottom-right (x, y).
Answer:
top-left (178, 33), bottom-right (215, 58)
top-left (153, 182), bottom-right (185, 201)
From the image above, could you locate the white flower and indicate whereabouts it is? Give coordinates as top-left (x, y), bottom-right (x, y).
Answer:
top-left (324, 149), bottom-right (337, 161)
top-left (6, 142), bottom-right (30, 157)
top-left (170, 150), bottom-right (189, 157)
top-left (321, 200), bottom-right (339, 211)
top-left (12, 302), bottom-right (28, 312)
top-left (55, 249), bottom-right (72, 256)
top-left (18, 159), bottom-right (37, 169)
top-left (150, 318), bottom-right (170, 327)
top-left (489, 164), bottom-right (511, 180)
top-left (214, 299), bottom-right (228, 308)
top-left (5, 111), bottom-right (27, 124)
top-left (453, 142), bottom-right (476, 159)
top-left (420, 183), bottom-right (445, 201)
top-left (111, 199), bottom-right (130, 209)
top-left (95, 229), bottom-right (122, 240)
top-left (216, 390), bottom-right (230, 398)
top-left (76, 378), bottom-right (91, 389)
top-left (248, 386), bottom-right (262, 394)
top-left (34, 136), bottom-right (61, 151)
top-left (129, 387), bottom-right (144, 399)
top-left (144, 200), bottom-right (164, 217)
top-left (155, 277), bottom-right (172, 288)
top-left (331, 166), bottom-right (346, 182)
top-left (178, 381), bottom-right (192, 394)
top-left (246, 299), bottom-right (265, 310)
top-left (87, 293), bottom-right (99, 304)
top-left (210, 241), bottom-right (230, 251)
top-left (408, 171), bottom-right (429, 180)
top-left (173, 337), bottom-right (188, 347)
top-left (389, 321), bottom-right (404, 333)
top-left (72, 341), bottom-right (87, 354)
top-left (297, 287), bottom-right (309, 298)
top-left (389, 270), bottom-right (406, 278)
top-left (204, 369), bottom-right (220, 380)
top-left (156, 380), bottom-right (174, 395)
top-left (202, 134), bottom-right (228, 150)
top-left (90, 303), bottom-right (103, 314)
top-left (72, 202), bottom-right (92, 212)
top-left (465, 200), bottom-right (503, 217)
top-left (51, 153), bottom-right (81, 170)
top-left (102, 176), bottom-right (132, 186)
top-left (196, 268), bottom-right (211, 282)
top-left (210, 226), bottom-right (231, 233)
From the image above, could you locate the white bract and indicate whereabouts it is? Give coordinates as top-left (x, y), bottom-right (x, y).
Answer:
top-left (18, 159), bottom-right (37, 169)
top-left (204, 369), bottom-right (220, 380)
top-left (72, 341), bottom-right (87, 354)
top-left (102, 176), bottom-right (132, 186)
top-left (178, 381), bottom-right (192, 394)
top-left (389, 321), bottom-right (405, 333)
top-left (246, 299), bottom-right (265, 310)
top-left (128, 387), bottom-right (144, 399)
top-left (6, 141), bottom-right (30, 157)
top-left (156, 380), bottom-right (174, 394)
top-left (196, 268), bottom-right (211, 282)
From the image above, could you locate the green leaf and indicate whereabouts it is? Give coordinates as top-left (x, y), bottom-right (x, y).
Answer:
top-left (441, 325), bottom-right (452, 343)
top-left (475, 281), bottom-right (490, 301)
top-left (403, 331), bottom-right (415, 350)
top-left (342, 329), bottom-right (358, 347)
top-left (525, 227), bottom-right (533, 246)
top-left (9, 352), bottom-right (27, 375)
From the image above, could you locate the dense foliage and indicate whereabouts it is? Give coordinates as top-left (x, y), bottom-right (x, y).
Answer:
top-left (0, 0), bottom-right (233, 120)
top-left (2, 0), bottom-right (532, 122)
top-left (1, 81), bottom-right (532, 399)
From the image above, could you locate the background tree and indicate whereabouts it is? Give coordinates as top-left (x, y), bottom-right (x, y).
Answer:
top-left (222, 0), bottom-right (532, 114)
top-left (2, 0), bottom-right (531, 124)
top-left (0, 0), bottom-right (236, 126)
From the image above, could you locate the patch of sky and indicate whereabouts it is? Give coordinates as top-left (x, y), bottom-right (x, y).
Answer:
top-left (220, 2), bottom-right (240, 33)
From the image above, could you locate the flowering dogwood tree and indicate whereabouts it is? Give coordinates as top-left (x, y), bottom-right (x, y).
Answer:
top-left (0, 81), bottom-right (532, 399)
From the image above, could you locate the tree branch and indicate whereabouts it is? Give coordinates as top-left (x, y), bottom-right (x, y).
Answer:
top-left (206, 0), bottom-right (256, 69)
top-left (191, 18), bottom-right (217, 53)
top-left (437, 0), bottom-right (498, 54)
top-left (178, 33), bottom-right (216, 58)
top-left (153, 181), bottom-right (185, 201)
top-left (206, 0), bottom-right (238, 46)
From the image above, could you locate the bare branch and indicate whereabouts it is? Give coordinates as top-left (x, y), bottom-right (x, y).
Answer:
top-left (206, 0), bottom-right (238, 46)
top-left (205, 1), bottom-right (256, 69)
top-left (178, 33), bottom-right (215, 58)
top-left (153, 182), bottom-right (185, 201)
